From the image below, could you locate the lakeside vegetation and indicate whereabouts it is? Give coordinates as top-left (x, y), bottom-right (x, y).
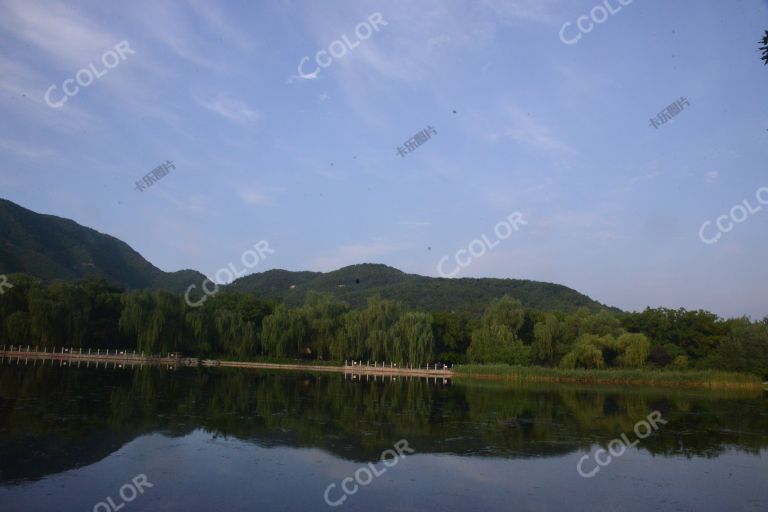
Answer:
top-left (0, 273), bottom-right (766, 385)
top-left (454, 365), bottom-right (763, 389)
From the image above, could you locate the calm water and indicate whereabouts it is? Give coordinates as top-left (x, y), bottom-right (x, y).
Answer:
top-left (0, 362), bottom-right (766, 511)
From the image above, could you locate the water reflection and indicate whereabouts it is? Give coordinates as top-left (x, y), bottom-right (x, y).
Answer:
top-left (0, 362), bottom-right (766, 486)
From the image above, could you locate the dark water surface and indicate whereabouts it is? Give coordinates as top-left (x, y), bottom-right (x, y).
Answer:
top-left (0, 362), bottom-right (766, 511)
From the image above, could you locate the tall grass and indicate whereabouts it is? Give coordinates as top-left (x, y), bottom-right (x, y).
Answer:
top-left (453, 364), bottom-right (763, 389)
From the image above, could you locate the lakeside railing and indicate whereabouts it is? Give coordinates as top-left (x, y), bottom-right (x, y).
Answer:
top-left (0, 345), bottom-right (179, 367)
top-left (344, 359), bottom-right (451, 371)
top-left (0, 346), bottom-right (453, 379)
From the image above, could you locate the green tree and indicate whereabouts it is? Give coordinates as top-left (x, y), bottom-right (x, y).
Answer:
top-left (468, 324), bottom-right (530, 364)
top-left (482, 296), bottom-right (525, 335)
top-left (303, 292), bottom-right (349, 360)
top-left (261, 304), bottom-right (307, 358)
top-left (532, 313), bottom-right (562, 365)
top-left (615, 333), bottom-right (651, 368)
top-left (392, 311), bottom-right (434, 367)
top-left (559, 334), bottom-right (607, 369)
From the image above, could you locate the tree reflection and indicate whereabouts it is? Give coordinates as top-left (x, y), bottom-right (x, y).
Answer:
top-left (0, 363), bottom-right (766, 484)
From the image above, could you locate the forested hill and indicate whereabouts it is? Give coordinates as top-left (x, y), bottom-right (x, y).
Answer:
top-left (227, 263), bottom-right (612, 314)
top-left (0, 198), bottom-right (610, 313)
top-left (0, 198), bottom-right (205, 294)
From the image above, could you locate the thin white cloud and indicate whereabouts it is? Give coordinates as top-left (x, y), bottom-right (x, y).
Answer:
top-left (398, 220), bottom-right (433, 228)
top-left (186, 0), bottom-right (257, 53)
top-left (239, 190), bottom-right (271, 205)
top-left (0, 55), bottom-right (98, 133)
top-left (196, 95), bottom-right (259, 122)
top-left (479, 0), bottom-right (564, 24)
top-left (238, 183), bottom-right (285, 206)
top-left (491, 104), bottom-right (574, 154)
top-left (0, 138), bottom-right (56, 160)
top-left (0, 0), bottom-right (121, 69)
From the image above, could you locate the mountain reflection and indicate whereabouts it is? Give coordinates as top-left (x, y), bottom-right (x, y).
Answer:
top-left (0, 362), bottom-right (766, 484)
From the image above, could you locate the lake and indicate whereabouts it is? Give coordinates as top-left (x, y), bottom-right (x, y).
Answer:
top-left (0, 361), bottom-right (766, 511)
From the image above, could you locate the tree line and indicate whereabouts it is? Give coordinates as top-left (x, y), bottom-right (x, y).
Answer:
top-left (0, 273), bottom-right (766, 377)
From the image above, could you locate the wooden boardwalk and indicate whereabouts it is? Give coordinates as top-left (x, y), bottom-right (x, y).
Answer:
top-left (0, 346), bottom-right (453, 379)
top-left (211, 360), bottom-right (452, 378)
top-left (0, 345), bottom-right (179, 368)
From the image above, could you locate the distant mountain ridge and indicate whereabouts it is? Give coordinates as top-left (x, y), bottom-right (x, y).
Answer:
top-left (228, 263), bottom-right (612, 314)
top-left (0, 198), bottom-right (205, 294)
top-left (0, 198), bottom-right (612, 313)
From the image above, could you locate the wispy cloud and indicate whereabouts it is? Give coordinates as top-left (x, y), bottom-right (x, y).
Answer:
top-left (491, 103), bottom-right (574, 154)
top-left (0, 0), bottom-right (121, 69)
top-left (0, 138), bottom-right (56, 160)
top-left (479, 0), bottom-right (563, 23)
top-left (196, 95), bottom-right (259, 122)
top-left (237, 183), bottom-right (285, 206)
top-left (399, 220), bottom-right (432, 228)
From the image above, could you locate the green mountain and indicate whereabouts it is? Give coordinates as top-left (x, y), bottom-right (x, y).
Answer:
top-left (0, 198), bottom-right (205, 293)
top-left (228, 263), bottom-right (612, 314)
top-left (0, 198), bottom-right (612, 313)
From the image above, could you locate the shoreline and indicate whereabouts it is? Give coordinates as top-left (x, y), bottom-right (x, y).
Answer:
top-left (0, 347), bottom-right (762, 389)
top-left (453, 364), bottom-right (765, 390)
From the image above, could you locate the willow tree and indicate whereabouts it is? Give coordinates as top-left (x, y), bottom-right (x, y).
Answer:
top-left (559, 334), bottom-right (607, 369)
top-left (261, 304), bottom-right (307, 358)
top-left (761, 30), bottom-right (768, 65)
top-left (333, 310), bottom-right (367, 361)
top-left (27, 285), bottom-right (68, 346)
top-left (482, 295), bottom-right (525, 335)
top-left (184, 307), bottom-right (214, 355)
top-left (559, 332), bottom-right (650, 369)
top-left (4, 311), bottom-right (31, 343)
top-left (362, 296), bottom-right (401, 361)
top-left (303, 292), bottom-right (349, 360)
top-left (214, 309), bottom-right (258, 358)
top-left (615, 333), bottom-right (651, 368)
top-left (397, 311), bottom-right (434, 367)
top-left (119, 291), bottom-right (184, 354)
top-left (468, 324), bottom-right (530, 364)
top-left (532, 313), bottom-right (561, 365)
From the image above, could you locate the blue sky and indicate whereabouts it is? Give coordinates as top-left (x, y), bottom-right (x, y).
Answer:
top-left (1, 0), bottom-right (767, 318)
